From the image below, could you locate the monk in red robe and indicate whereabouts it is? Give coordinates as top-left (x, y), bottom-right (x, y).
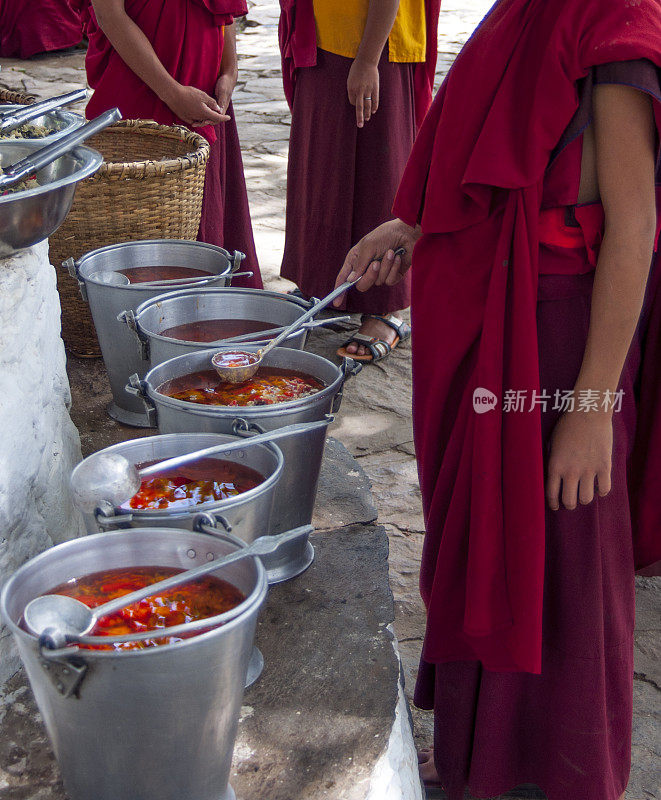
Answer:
top-left (0, 0), bottom-right (82, 58)
top-left (278, 0), bottom-right (440, 363)
top-left (72, 0), bottom-right (262, 289)
top-left (334, 0), bottom-right (661, 797)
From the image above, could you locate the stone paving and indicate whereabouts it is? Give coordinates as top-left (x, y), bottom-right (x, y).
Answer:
top-left (1, 1), bottom-right (659, 797)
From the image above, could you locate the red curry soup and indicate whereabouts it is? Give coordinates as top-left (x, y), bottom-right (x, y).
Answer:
top-left (120, 456), bottom-right (264, 511)
top-left (158, 367), bottom-right (325, 407)
top-left (118, 266), bottom-right (214, 284)
top-left (37, 566), bottom-right (245, 651)
top-left (159, 319), bottom-right (279, 343)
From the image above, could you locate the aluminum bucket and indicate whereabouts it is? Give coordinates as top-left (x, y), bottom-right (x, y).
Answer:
top-left (123, 287), bottom-right (313, 369)
top-left (64, 240), bottom-right (246, 427)
top-left (73, 432), bottom-right (287, 582)
top-left (128, 346), bottom-right (360, 582)
top-left (0, 528), bottom-right (268, 800)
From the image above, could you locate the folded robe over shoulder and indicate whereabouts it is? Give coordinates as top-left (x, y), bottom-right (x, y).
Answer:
top-left (278, 0), bottom-right (441, 129)
top-left (392, 0), bottom-right (661, 674)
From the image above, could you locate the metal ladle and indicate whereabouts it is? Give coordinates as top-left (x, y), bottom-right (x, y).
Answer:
top-left (211, 247), bottom-right (407, 383)
top-left (70, 418), bottom-right (332, 513)
top-left (23, 526), bottom-right (308, 645)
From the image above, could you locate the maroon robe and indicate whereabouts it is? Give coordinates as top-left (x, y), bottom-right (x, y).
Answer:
top-left (73, 0), bottom-right (262, 289)
top-left (277, 0), bottom-right (440, 312)
top-left (0, 0), bottom-right (82, 58)
top-left (390, 0), bottom-right (661, 795)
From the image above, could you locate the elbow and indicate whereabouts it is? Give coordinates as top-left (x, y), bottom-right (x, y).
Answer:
top-left (604, 208), bottom-right (657, 266)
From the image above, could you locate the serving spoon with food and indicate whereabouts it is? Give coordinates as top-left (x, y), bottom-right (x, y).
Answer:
top-left (70, 418), bottom-right (332, 513)
top-left (211, 247), bottom-right (406, 383)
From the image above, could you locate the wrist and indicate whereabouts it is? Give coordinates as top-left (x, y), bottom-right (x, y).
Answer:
top-left (353, 51), bottom-right (380, 68)
top-left (160, 78), bottom-right (182, 107)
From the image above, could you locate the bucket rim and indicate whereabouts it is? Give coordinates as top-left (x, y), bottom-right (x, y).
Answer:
top-left (132, 287), bottom-right (311, 346)
top-left (0, 527), bottom-right (268, 659)
top-left (75, 240), bottom-right (235, 289)
top-left (72, 431), bottom-right (285, 520)
top-left (143, 345), bottom-right (344, 416)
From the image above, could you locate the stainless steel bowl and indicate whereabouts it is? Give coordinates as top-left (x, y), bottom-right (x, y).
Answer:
top-left (0, 141), bottom-right (102, 257)
top-left (0, 105), bottom-right (83, 143)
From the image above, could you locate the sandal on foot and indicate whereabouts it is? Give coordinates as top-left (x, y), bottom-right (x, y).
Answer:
top-left (336, 314), bottom-right (411, 363)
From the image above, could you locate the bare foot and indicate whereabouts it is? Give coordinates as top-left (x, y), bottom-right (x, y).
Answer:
top-left (418, 748), bottom-right (441, 785)
top-left (344, 314), bottom-right (402, 357)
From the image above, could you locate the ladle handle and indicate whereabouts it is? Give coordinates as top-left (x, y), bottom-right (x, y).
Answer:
top-left (257, 279), bottom-right (359, 358)
top-left (219, 315), bottom-right (351, 345)
top-left (0, 89), bottom-right (87, 132)
top-left (90, 527), bottom-right (309, 621)
top-left (0, 107), bottom-right (121, 188)
top-left (255, 246), bottom-right (406, 359)
top-left (138, 417), bottom-right (333, 478)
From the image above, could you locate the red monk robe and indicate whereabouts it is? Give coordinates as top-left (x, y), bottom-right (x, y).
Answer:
top-left (278, 0), bottom-right (440, 316)
top-left (388, 0), bottom-right (661, 796)
top-left (0, 0), bottom-right (82, 58)
top-left (73, 0), bottom-right (262, 289)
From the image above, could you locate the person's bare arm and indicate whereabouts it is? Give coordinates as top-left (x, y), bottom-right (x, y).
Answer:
top-left (547, 84), bottom-right (657, 510)
top-left (215, 21), bottom-right (238, 115)
top-left (347, 0), bottom-right (400, 128)
top-left (90, 0), bottom-right (227, 126)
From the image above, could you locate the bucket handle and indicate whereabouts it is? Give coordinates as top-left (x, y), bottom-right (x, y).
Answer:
top-left (229, 250), bottom-right (246, 274)
top-left (62, 257), bottom-right (87, 303)
top-left (94, 501), bottom-right (134, 530)
top-left (125, 374), bottom-right (158, 426)
top-left (118, 309), bottom-right (150, 360)
top-left (37, 640), bottom-right (88, 697)
top-left (193, 511), bottom-right (233, 535)
top-left (332, 358), bottom-right (362, 414)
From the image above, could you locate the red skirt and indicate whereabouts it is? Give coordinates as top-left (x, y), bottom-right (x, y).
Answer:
top-left (199, 103), bottom-right (262, 290)
top-left (281, 48), bottom-right (415, 313)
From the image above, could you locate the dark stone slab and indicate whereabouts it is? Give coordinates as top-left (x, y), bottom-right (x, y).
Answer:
top-left (313, 437), bottom-right (377, 531)
top-left (232, 523), bottom-right (398, 800)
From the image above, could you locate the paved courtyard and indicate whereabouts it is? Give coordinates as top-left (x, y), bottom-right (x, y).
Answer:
top-left (0, 1), bottom-right (658, 797)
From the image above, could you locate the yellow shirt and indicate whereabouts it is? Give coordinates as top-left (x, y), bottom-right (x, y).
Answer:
top-left (312, 0), bottom-right (427, 64)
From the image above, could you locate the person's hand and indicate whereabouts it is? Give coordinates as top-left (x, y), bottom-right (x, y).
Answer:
top-left (347, 57), bottom-right (379, 128)
top-left (215, 70), bottom-right (238, 116)
top-left (333, 219), bottom-right (420, 307)
top-left (546, 408), bottom-right (613, 510)
top-left (165, 83), bottom-right (229, 127)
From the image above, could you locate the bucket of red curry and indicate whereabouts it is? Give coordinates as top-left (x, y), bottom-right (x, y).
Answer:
top-left (126, 346), bottom-right (361, 583)
top-left (65, 239), bottom-right (246, 428)
top-left (73, 432), bottom-right (284, 568)
top-left (0, 527), bottom-right (267, 800)
top-left (124, 286), bottom-right (312, 369)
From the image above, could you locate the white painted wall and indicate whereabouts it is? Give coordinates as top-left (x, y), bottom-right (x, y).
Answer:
top-left (0, 241), bottom-right (84, 684)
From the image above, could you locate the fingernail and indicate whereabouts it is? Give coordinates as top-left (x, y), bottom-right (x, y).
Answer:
top-left (372, 262), bottom-right (380, 271)
top-left (386, 250), bottom-right (394, 261)
top-left (347, 271), bottom-right (357, 281)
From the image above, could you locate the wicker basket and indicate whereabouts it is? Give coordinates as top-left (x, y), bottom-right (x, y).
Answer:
top-left (49, 119), bottom-right (210, 357)
top-left (0, 88), bottom-right (36, 106)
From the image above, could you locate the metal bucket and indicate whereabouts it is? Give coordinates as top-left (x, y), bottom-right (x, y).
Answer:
top-left (127, 346), bottom-right (360, 582)
top-left (73, 432), bottom-right (287, 582)
top-left (121, 287), bottom-right (312, 368)
top-left (65, 240), bottom-right (246, 427)
top-left (0, 528), bottom-right (268, 800)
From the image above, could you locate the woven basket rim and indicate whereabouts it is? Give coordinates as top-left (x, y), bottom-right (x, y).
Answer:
top-left (89, 119), bottom-right (210, 180)
top-left (0, 88), bottom-right (36, 105)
